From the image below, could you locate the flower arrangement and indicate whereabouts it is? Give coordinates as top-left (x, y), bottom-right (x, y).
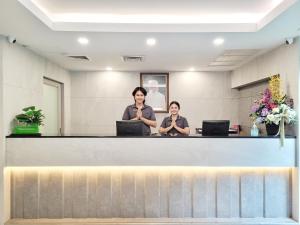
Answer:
top-left (250, 75), bottom-right (296, 145)
top-left (266, 104), bottom-right (296, 126)
top-left (250, 88), bottom-right (276, 124)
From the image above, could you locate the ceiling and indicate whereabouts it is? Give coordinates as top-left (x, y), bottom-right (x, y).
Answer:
top-left (0, 0), bottom-right (300, 72)
top-left (16, 0), bottom-right (296, 32)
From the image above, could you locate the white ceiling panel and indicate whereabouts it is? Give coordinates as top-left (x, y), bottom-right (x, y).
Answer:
top-left (0, 0), bottom-right (299, 72)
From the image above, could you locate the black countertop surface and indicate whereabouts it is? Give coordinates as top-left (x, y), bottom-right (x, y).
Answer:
top-left (6, 134), bottom-right (296, 138)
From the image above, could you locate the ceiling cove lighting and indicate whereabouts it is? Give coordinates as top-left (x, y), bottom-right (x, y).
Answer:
top-left (8, 167), bottom-right (291, 172)
top-left (146, 38), bottom-right (156, 46)
top-left (106, 67), bottom-right (113, 71)
top-left (49, 13), bottom-right (266, 24)
top-left (271, 0), bottom-right (284, 7)
top-left (213, 38), bottom-right (225, 46)
top-left (77, 37), bottom-right (89, 45)
top-left (189, 67), bottom-right (195, 71)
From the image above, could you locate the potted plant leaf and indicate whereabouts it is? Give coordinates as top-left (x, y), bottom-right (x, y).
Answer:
top-left (13, 106), bottom-right (45, 135)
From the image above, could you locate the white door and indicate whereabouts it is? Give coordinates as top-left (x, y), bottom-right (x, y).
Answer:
top-left (43, 78), bottom-right (62, 135)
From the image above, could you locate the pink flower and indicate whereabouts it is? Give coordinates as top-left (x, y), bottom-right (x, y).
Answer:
top-left (262, 88), bottom-right (271, 103)
top-left (270, 103), bottom-right (277, 109)
top-left (251, 104), bottom-right (259, 112)
top-left (261, 108), bottom-right (269, 117)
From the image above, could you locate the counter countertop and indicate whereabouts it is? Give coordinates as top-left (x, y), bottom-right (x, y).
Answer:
top-left (6, 134), bottom-right (297, 138)
top-left (6, 136), bottom-right (296, 167)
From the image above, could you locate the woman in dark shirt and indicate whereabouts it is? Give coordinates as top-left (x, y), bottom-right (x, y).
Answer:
top-left (159, 101), bottom-right (190, 136)
top-left (122, 87), bottom-right (157, 135)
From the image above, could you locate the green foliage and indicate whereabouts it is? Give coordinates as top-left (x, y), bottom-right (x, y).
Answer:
top-left (15, 106), bottom-right (45, 126)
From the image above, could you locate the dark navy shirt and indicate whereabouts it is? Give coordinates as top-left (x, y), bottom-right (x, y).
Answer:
top-left (160, 115), bottom-right (189, 136)
top-left (122, 104), bottom-right (156, 135)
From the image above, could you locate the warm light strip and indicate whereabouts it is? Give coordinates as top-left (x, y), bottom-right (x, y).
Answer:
top-left (8, 166), bottom-right (293, 172)
top-left (51, 13), bottom-right (266, 24)
top-left (29, 0), bottom-right (285, 24)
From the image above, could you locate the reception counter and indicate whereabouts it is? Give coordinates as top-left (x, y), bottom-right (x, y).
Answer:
top-left (4, 136), bottom-right (298, 225)
top-left (6, 136), bottom-right (296, 167)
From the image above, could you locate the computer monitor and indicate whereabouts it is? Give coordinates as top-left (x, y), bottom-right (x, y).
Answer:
top-left (116, 120), bottom-right (144, 136)
top-left (202, 120), bottom-right (230, 136)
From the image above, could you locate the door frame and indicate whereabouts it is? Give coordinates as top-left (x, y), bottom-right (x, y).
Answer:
top-left (43, 77), bottom-right (64, 135)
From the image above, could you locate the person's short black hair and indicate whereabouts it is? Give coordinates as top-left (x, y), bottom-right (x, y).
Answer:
top-left (132, 87), bottom-right (147, 97)
top-left (169, 101), bottom-right (180, 109)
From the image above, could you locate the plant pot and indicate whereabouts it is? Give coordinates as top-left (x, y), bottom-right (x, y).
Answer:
top-left (13, 123), bottom-right (39, 134)
top-left (265, 123), bottom-right (279, 136)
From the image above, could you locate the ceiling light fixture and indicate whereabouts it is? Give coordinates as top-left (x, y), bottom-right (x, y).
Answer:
top-left (271, 0), bottom-right (284, 7)
top-left (106, 67), bottom-right (112, 71)
top-left (78, 37), bottom-right (89, 45)
top-left (213, 38), bottom-right (224, 46)
top-left (146, 38), bottom-right (156, 46)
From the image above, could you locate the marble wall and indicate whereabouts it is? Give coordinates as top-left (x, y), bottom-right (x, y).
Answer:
top-left (237, 81), bottom-right (268, 134)
top-left (232, 40), bottom-right (300, 135)
top-left (0, 36), bottom-right (72, 223)
top-left (0, 36), bottom-right (7, 224)
top-left (10, 168), bottom-right (291, 219)
top-left (70, 71), bottom-right (239, 135)
top-left (2, 40), bottom-right (71, 135)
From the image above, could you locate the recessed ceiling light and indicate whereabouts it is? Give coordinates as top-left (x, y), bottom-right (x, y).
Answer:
top-left (78, 37), bottom-right (89, 45)
top-left (146, 38), bottom-right (156, 46)
top-left (271, 0), bottom-right (283, 7)
top-left (213, 38), bottom-right (224, 46)
top-left (189, 67), bottom-right (195, 71)
top-left (106, 67), bottom-right (112, 71)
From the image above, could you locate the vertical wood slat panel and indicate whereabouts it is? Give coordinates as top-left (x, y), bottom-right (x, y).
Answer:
top-left (111, 171), bottom-right (121, 217)
top-left (47, 170), bottom-right (63, 218)
top-left (23, 170), bottom-right (38, 219)
top-left (120, 171), bottom-right (136, 217)
top-left (87, 171), bottom-right (97, 218)
top-left (169, 172), bottom-right (184, 218)
top-left (216, 171), bottom-right (239, 218)
top-left (12, 170), bottom-right (24, 218)
top-left (193, 171), bottom-right (207, 217)
top-left (240, 171), bottom-right (264, 218)
top-left (183, 173), bottom-right (192, 218)
top-left (10, 168), bottom-right (292, 219)
top-left (63, 170), bottom-right (73, 218)
top-left (135, 171), bottom-right (145, 217)
top-left (206, 171), bottom-right (217, 218)
top-left (159, 172), bottom-right (169, 218)
top-left (38, 171), bottom-right (49, 218)
top-left (192, 170), bottom-right (216, 218)
top-left (72, 171), bottom-right (88, 218)
top-left (96, 171), bottom-right (112, 218)
top-left (11, 170), bottom-right (16, 219)
top-left (265, 169), bottom-right (290, 218)
top-left (145, 171), bottom-right (160, 218)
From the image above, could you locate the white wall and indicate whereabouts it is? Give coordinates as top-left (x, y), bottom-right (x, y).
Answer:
top-left (2, 41), bottom-right (71, 135)
top-left (0, 35), bottom-right (72, 224)
top-left (232, 41), bottom-right (299, 135)
top-left (71, 71), bottom-right (239, 135)
top-left (231, 39), bottom-right (300, 220)
top-left (0, 36), bottom-right (7, 224)
top-left (169, 71), bottom-right (239, 134)
top-left (293, 36), bottom-right (300, 221)
top-left (232, 40), bottom-right (299, 109)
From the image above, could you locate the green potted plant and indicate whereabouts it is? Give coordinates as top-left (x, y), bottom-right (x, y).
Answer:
top-left (13, 106), bottom-right (45, 135)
